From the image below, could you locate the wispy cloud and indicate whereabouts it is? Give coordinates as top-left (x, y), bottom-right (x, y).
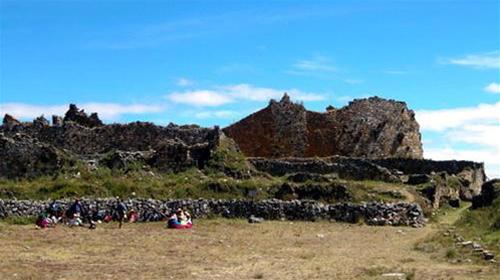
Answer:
top-left (416, 102), bottom-right (500, 178)
top-left (484, 82), bottom-right (500, 94)
top-left (88, 8), bottom-right (348, 50)
top-left (166, 83), bottom-right (325, 107)
top-left (442, 51), bottom-right (500, 69)
top-left (343, 79), bottom-right (363, 84)
top-left (194, 110), bottom-right (240, 119)
top-left (383, 70), bottom-right (407, 75)
top-left (293, 55), bottom-right (337, 72)
top-left (176, 78), bottom-right (194, 87)
top-left (286, 55), bottom-right (338, 78)
top-left (0, 103), bottom-right (164, 121)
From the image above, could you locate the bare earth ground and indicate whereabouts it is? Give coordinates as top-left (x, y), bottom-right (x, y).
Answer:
top-left (0, 217), bottom-right (498, 280)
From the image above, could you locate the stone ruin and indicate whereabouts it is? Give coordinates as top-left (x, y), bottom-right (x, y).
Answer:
top-left (249, 156), bottom-right (486, 208)
top-left (224, 94), bottom-right (423, 159)
top-left (0, 96), bottom-right (492, 226)
top-left (0, 104), bottom-right (221, 178)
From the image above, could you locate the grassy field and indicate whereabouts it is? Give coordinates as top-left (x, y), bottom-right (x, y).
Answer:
top-left (0, 218), bottom-right (498, 280)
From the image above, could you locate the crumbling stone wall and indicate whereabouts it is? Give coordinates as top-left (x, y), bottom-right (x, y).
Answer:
top-left (249, 157), bottom-right (485, 200)
top-left (269, 94), bottom-right (308, 157)
top-left (0, 198), bottom-right (426, 227)
top-left (249, 157), bottom-right (400, 182)
top-left (373, 158), bottom-right (486, 197)
top-left (0, 105), bottom-right (220, 178)
top-left (224, 95), bottom-right (423, 159)
top-left (0, 133), bottom-right (72, 178)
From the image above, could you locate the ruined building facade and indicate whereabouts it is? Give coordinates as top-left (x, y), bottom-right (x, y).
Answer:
top-left (223, 94), bottom-right (423, 159)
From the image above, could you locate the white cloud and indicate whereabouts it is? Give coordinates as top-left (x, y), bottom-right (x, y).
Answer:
top-left (194, 110), bottom-right (240, 119)
top-left (444, 51), bottom-right (500, 69)
top-left (484, 82), bottom-right (500, 94)
top-left (222, 84), bottom-right (325, 102)
top-left (0, 102), bottom-right (164, 121)
top-left (168, 90), bottom-right (233, 106)
top-left (417, 102), bottom-right (500, 178)
top-left (416, 102), bottom-right (500, 132)
top-left (425, 147), bottom-right (500, 180)
top-left (176, 78), bottom-right (194, 87)
top-left (81, 103), bottom-right (164, 120)
top-left (166, 84), bottom-right (325, 106)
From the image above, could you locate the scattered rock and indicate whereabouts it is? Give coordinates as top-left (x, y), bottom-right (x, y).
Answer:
top-left (461, 241), bottom-right (473, 247)
top-left (248, 215), bottom-right (264, 224)
top-left (483, 251), bottom-right (495, 261)
top-left (381, 272), bottom-right (406, 279)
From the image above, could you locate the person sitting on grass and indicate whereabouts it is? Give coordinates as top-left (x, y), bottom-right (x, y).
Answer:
top-left (47, 200), bottom-right (63, 225)
top-left (128, 209), bottom-right (139, 223)
top-left (35, 212), bottom-right (55, 229)
top-left (167, 208), bottom-right (192, 229)
top-left (66, 198), bottom-right (84, 227)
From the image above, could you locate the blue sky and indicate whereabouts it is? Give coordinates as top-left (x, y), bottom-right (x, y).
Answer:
top-left (0, 0), bottom-right (499, 177)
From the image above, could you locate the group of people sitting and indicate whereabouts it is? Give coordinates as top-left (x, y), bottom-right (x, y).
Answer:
top-left (35, 197), bottom-right (193, 230)
top-left (35, 197), bottom-right (140, 229)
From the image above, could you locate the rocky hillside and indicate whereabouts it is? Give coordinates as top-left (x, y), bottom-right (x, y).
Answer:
top-left (223, 94), bottom-right (423, 159)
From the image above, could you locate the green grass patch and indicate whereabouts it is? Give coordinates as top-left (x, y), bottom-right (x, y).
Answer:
top-left (2, 216), bottom-right (36, 225)
top-left (454, 198), bottom-right (500, 253)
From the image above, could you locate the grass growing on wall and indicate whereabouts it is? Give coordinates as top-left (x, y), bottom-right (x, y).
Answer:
top-left (0, 165), bottom-right (283, 201)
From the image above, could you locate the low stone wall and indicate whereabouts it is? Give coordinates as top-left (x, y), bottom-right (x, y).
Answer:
top-left (249, 157), bottom-right (400, 182)
top-left (373, 158), bottom-right (486, 195)
top-left (249, 157), bottom-right (485, 197)
top-left (0, 198), bottom-right (426, 227)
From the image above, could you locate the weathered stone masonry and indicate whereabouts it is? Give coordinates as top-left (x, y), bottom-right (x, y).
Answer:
top-left (0, 104), bottom-right (221, 178)
top-left (224, 95), bottom-right (423, 159)
top-left (0, 198), bottom-right (426, 227)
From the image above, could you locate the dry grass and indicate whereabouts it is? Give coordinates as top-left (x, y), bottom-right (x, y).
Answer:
top-left (0, 220), bottom-right (498, 280)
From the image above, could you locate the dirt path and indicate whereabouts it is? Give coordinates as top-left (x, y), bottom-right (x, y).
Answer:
top-left (0, 216), bottom-right (497, 280)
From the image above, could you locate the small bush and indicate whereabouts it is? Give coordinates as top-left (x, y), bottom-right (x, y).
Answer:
top-left (445, 248), bottom-right (457, 259)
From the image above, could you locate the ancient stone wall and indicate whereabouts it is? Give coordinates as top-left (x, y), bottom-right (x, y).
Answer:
top-left (0, 132), bottom-right (72, 179)
top-left (373, 158), bottom-right (486, 196)
top-left (0, 105), bottom-right (221, 177)
top-left (2, 119), bottom-right (219, 155)
top-left (224, 95), bottom-right (423, 159)
top-left (249, 157), bottom-right (485, 199)
top-left (249, 157), bottom-right (400, 182)
top-left (0, 198), bottom-right (426, 227)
